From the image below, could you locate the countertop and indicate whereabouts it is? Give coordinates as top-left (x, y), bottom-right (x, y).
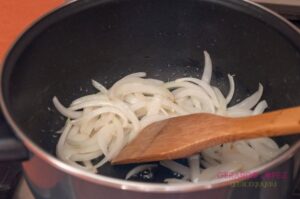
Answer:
top-left (0, 0), bottom-right (63, 61)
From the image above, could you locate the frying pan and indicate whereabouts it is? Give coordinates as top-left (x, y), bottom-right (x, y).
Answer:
top-left (0, 0), bottom-right (300, 198)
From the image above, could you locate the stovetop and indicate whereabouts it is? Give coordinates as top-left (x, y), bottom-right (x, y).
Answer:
top-left (13, 179), bottom-right (33, 199)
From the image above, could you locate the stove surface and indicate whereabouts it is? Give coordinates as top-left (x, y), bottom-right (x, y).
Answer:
top-left (13, 179), bottom-right (33, 199)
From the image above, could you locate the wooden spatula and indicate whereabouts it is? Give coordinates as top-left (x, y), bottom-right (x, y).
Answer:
top-left (112, 106), bottom-right (300, 165)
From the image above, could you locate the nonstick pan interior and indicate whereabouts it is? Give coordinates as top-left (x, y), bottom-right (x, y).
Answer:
top-left (2, 0), bottom-right (300, 181)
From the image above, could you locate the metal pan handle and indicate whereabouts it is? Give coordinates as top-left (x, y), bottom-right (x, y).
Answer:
top-left (0, 111), bottom-right (28, 161)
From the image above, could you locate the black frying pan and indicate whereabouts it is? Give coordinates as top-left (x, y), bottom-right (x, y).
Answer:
top-left (0, 0), bottom-right (300, 198)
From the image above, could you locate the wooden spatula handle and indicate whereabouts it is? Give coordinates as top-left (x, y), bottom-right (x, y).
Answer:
top-left (231, 106), bottom-right (300, 139)
top-left (113, 106), bottom-right (300, 164)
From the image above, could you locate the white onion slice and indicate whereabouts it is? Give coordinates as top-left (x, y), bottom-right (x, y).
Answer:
top-left (72, 107), bottom-right (128, 128)
top-left (213, 87), bottom-right (227, 114)
top-left (71, 94), bottom-right (107, 106)
top-left (197, 161), bottom-right (243, 181)
top-left (70, 100), bottom-right (112, 111)
top-left (91, 79), bottom-right (108, 93)
top-left (201, 51), bottom-right (212, 83)
top-left (226, 74), bottom-right (235, 104)
top-left (253, 100), bottom-right (268, 115)
top-left (114, 83), bottom-right (173, 100)
top-left (53, 97), bottom-right (82, 119)
top-left (228, 84), bottom-right (263, 111)
top-left (160, 160), bottom-right (190, 178)
top-left (56, 121), bottom-right (72, 161)
top-left (126, 72), bottom-right (147, 78)
top-left (188, 155), bottom-right (201, 183)
top-left (96, 124), bottom-right (115, 156)
top-left (125, 164), bottom-right (157, 180)
top-left (175, 78), bottom-right (218, 103)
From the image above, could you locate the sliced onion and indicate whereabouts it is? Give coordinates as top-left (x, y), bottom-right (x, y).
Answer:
top-left (197, 161), bottom-right (243, 181)
top-left (53, 97), bottom-right (82, 119)
top-left (227, 108), bottom-right (253, 117)
top-left (228, 84), bottom-right (263, 111)
top-left (126, 164), bottom-right (157, 180)
top-left (71, 94), bottom-right (107, 106)
top-left (201, 51), bottom-right (212, 83)
top-left (113, 82), bottom-right (174, 100)
top-left (213, 87), bottom-right (227, 114)
top-left (146, 96), bottom-right (162, 116)
top-left (72, 107), bottom-right (129, 128)
top-left (253, 100), bottom-right (268, 115)
top-left (56, 121), bottom-right (72, 161)
top-left (53, 50), bottom-right (287, 183)
top-left (233, 141), bottom-right (260, 161)
top-left (226, 74), bottom-right (235, 104)
top-left (175, 78), bottom-right (218, 104)
top-left (91, 79), bottom-right (108, 93)
top-left (126, 72), bottom-right (147, 78)
top-left (70, 100), bottom-right (112, 111)
top-left (105, 118), bottom-right (125, 159)
top-left (96, 124), bottom-right (115, 156)
top-left (160, 160), bottom-right (190, 178)
top-left (188, 155), bottom-right (201, 183)
top-left (174, 88), bottom-right (215, 112)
